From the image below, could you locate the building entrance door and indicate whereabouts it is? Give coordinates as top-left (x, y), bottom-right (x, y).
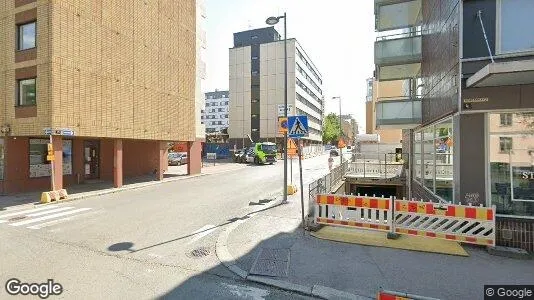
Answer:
top-left (84, 140), bottom-right (100, 179)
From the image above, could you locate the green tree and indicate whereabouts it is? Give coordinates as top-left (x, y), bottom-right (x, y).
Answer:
top-left (322, 113), bottom-right (340, 143)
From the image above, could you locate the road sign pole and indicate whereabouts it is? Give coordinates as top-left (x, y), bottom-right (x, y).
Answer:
top-left (290, 153), bottom-right (293, 185)
top-left (298, 140), bottom-right (305, 232)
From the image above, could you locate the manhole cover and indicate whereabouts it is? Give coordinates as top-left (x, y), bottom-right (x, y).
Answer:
top-left (8, 216), bottom-right (27, 222)
top-left (249, 248), bottom-right (290, 278)
top-left (187, 247), bottom-right (211, 258)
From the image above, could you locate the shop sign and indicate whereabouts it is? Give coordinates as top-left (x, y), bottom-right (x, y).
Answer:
top-left (463, 97), bottom-right (489, 103)
top-left (522, 171), bottom-right (534, 180)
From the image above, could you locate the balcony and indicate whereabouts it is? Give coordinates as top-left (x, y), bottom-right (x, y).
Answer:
top-left (375, 34), bottom-right (421, 66)
top-left (375, 96), bottom-right (421, 129)
top-left (375, 0), bottom-right (421, 32)
top-left (375, 33), bottom-right (421, 81)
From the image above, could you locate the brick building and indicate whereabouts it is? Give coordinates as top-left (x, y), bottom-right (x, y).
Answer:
top-left (0, 0), bottom-right (201, 194)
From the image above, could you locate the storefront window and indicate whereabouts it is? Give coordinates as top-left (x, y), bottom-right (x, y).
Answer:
top-left (489, 112), bottom-right (534, 218)
top-left (414, 131), bottom-right (422, 182)
top-left (29, 139), bottom-right (72, 178)
top-left (413, 117), bottom-right (454, 202)
top-left (422, 127), bottom-right (434, 191)
top-left (435, 119), bottom-right (453, 201)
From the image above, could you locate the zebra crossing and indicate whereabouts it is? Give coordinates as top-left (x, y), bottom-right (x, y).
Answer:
top-left (0, 204), bottom-right (93, 230)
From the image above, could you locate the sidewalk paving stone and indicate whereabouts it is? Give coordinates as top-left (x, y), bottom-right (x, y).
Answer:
top-left (222, 187), bottom-right (534, 300)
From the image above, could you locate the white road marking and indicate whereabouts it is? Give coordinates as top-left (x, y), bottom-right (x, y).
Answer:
top-left (27, 217), bottom-right (72, 230)
top-left (0, 206), bottom-right (60, 219)
top-left (187, 224), bottom-right (217, 245)
top-left (148, 253), bottom-right (162, 258)
top-left (27, 207), bottom-right (74, 217)
top-left (9, 208), bottom-right (92, 227)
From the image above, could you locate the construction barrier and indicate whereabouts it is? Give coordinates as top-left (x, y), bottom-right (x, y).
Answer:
top-left (314, 195), bottom-right (496, 247)
top-left (395, 200), bottom-right (496, 246)
top-left (40, 189), bottom-right (68, 204)
top-left (377, 289), bottom-right (440, 300)
top-left (316, 194), bottom-right (392, 232)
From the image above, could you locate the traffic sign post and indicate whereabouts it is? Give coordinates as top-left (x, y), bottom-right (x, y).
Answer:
top-left (287, 115), bottom-right (309, 138)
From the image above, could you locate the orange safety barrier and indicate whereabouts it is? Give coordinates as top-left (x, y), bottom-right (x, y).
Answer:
top-left (377, 289), bottom-right (439, 300)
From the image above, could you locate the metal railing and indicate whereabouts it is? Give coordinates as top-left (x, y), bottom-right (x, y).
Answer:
top-left (307, 161), bottom-right (349, 218)
top-left (347, 153), bottom-right (408, 179)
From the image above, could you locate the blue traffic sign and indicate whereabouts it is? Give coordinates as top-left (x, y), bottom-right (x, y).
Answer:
top-left (287, 115), bottom-right (308, 138)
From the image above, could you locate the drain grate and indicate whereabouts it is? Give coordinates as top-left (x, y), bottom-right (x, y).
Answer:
top-left (187, 247), bottom-right (211, 258)
top-left (8, 216), bottom-right (27, 222)
top-left (249, 248), bottom-right (290, 277)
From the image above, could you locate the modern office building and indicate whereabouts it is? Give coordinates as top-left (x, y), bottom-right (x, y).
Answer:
top-left (374, 0), bottom-right (534, 251)
top-left (202, 90), bottom-right (229, 133)
top-left (365, 77), bottom-right (404, 144)
top-left (228, 27), bottom-right (324, 149)
top-left (0, 0), bottom-right (200, 195)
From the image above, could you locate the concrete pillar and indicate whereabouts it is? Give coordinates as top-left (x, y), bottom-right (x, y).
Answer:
top-left (156, 141), bottom-right (168, 181)
top-left (51, 135), bottom-right (63, 190)
top-left (113, 139), bottom-right (123, 188)
top-left (187, 140), bottom-right (202, 175)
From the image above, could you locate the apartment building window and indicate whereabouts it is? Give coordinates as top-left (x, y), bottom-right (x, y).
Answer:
top-left (500, 113), bottom-right (513, 126)
top-left (498, 0), bottom-right (534, 54)
top-left (218, 108), bottom-right (224, 112)
top-left (499, 137), bottom-right (513, 153)
top-left (18, 21), bottom-right (36, 51)
top-left (18, 78), bottom-right (36, 106)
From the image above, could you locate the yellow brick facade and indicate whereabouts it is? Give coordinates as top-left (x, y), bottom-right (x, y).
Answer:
top-left (0, 0), bottom-right (197, 141)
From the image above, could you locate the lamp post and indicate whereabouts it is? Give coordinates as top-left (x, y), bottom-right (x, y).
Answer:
top-left (332, 96), bottom-right (343, 165)
top-left (266, 13), bottom-right (288, 202)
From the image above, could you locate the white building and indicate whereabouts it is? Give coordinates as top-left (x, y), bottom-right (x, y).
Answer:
top-left (202, 90), bottom-right (230, 133)
top-left (228, 27), bottom-right (324, 148)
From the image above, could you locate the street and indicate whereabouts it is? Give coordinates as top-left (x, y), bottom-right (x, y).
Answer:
top-left (0, 153), bottom-right (337, 299)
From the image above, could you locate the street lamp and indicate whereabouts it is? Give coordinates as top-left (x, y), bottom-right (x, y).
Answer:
top-left (266, 13), bottom-right (288, 202)
top-left (332, 96), bottom-right (343, 165)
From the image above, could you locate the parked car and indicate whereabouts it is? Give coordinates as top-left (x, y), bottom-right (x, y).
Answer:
top-left (330, 149), bottom-right (339, 157)
top-left (237, 148), bottom-right (252, 163)
top-left (168, 152), bottom-right (188, 166)
top-left (245, 148), bottom-right (255, 163)
top-left (233, 149), bottom-right (245, 163)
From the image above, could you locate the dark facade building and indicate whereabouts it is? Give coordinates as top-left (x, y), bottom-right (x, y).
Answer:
top-left (374, 0), bottom-right (534, 251)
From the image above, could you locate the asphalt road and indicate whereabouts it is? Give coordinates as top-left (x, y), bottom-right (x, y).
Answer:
top-left (0, 152), bottom-right (342, 299)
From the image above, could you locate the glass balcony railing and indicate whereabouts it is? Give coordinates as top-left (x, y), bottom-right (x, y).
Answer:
top-left (375, 34), bottom-right (421, 66)
top-left (376, 63), bottom-right (421, 81)
top-left (375, 0), bottom-right (422, 32)
top-left (375, 96), bottom-right (422, 128)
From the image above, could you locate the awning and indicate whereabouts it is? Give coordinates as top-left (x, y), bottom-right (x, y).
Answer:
top-left (466, 59), bottom-right (534, 88)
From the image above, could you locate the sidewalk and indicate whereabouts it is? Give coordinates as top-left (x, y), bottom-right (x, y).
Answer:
top-left (217, 187), bottom-right (534, 300)
top-left (0, 159), bottom-right (247, 210)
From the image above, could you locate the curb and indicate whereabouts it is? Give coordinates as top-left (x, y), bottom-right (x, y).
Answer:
top-left (215, 198), bottom-right (371, 300)
top-left (4, 164), bottom-right (248, 210)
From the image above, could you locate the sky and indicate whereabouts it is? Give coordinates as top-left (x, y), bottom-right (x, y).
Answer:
top-left (202, 0), bottom-right (376, 133)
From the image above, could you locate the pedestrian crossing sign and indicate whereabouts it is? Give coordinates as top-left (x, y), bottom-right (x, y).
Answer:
top-left (287, 115), bottom-right (308, 138)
